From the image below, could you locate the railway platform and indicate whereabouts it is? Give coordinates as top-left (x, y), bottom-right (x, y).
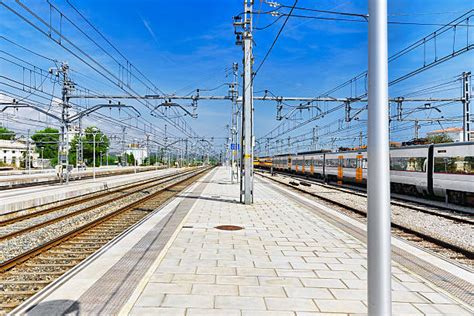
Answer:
top-left (13, 167), bottom-right (473, 315)
top-left (0, 167), bottom-right (179, 215)
top-left (0, 165), bottom-right (162, 189)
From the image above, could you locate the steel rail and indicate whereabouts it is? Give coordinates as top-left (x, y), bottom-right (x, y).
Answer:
top-left (0, 169), bottom-right (200, 240)
top-left (0, 167), bottom-right (211, 272)
top-left (0, 168), bottom-right (178, 226)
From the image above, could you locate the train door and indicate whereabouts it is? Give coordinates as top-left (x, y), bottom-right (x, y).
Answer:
top-left (310, 157), bottom-right (314, 175)
top-left (302, 156), bottom-right (305, 173)
top-left (338, 155), bottom-right (344, 184)
top-left (356, 155), bottom-right (363, 183)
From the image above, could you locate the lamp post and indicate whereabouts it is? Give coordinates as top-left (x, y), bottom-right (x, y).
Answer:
top-left (91, 127), bottom-right (98, 180)
top-left (40, 146), bottom-right (44, 170)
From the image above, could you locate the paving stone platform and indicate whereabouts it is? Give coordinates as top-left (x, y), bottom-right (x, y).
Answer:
top-left (15, 167), bottom-right (473, 315)
top-left (125, 167), bottom-right (472, 315)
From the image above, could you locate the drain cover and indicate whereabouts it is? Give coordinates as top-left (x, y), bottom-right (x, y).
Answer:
top-left (215, 225), bottom-right (243, 231)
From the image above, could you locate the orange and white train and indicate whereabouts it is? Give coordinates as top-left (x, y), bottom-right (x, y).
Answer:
top-left (255, 142), bottom-right (474, 207)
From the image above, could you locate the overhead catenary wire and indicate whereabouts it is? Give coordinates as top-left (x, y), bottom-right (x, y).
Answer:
top-left (253, 0), bottom-right (298, 78)
top-left (1, 1), bottom-right (202, 145)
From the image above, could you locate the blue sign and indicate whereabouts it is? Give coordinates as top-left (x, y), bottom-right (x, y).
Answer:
top-left (230, 143), bottom-right (240, 150)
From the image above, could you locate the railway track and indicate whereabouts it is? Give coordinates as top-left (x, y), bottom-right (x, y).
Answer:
top-left (0, 168), bottom-right (191, 226)
top-left (256, 171), bottom-right (474, 268)
top-left (0, 169), bottom-right (195, 235)
top-left (0, 167), bottom-right (210, 313)
top-left (261, 169), bottom-right (473, 222)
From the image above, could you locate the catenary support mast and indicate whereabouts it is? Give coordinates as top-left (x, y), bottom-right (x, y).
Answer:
top-left (241, 0), bottom-right (254, 204)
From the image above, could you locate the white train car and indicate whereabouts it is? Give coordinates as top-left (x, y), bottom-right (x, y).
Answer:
top-left (432, 142), bottom-right (474, 205)
top-left (389, 145), bottom-right (429, 195)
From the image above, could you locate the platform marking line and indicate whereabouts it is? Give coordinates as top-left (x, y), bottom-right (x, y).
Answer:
top-left (258, 175), bottom-right (474, 310)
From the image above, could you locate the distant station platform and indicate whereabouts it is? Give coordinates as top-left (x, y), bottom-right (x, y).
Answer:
top-left (0, 165), bottom-right (161, 189)
top-left (0, 167), bottom-right (177, 215)
top-left (14, 167), bottom-right (473, 315)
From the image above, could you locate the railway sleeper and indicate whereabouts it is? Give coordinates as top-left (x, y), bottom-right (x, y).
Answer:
top-left (0, 290), bottom-right (37, 297)
top-left (72, 237), bottom-right (114, 242)
top-left (0, 281), bottom-right (50, 292)
top-left (65, 240), bottom-right (108, 245)
top-left (23, 261), bottom-right (80, 267)
top-left (58, 245), bottom-right (101, 251)
top-left (15, 265), bottom-right (70, 273)
top-left (8, 270), bottom-right (64, 276)
top-left (48, 249), bottom-right (96, 255)
top-left (36, 253), bottom-right (89, 260)
top-left (1, 273), bottom-right (58, 282)
top-left (28, 258), bottom-right (82, 265)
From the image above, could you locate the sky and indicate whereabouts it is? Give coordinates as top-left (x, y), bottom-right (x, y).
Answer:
top-left (0, 0), bottom-right (473, 155)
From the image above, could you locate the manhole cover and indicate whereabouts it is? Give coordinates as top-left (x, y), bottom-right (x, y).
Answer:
top-left (215, 225), bottom-right (244, 231)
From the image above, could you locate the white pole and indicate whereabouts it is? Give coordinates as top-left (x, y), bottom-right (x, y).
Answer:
top-left (367, 0), bottom-right (391, 315)
top-left (93, 134), bottom-right (96, 180)
top-left (243, 0), bottom-right (254, 204)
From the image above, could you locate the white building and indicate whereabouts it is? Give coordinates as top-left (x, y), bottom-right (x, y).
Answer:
top-left (0, 139), bottom-right (39, 168)
top-left (426, 127), bottom-right (464, 142)
top-left (124, 143), bottom-right (148, 165)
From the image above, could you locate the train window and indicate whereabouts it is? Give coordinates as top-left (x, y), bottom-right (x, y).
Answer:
top-left (325, 159), bottom-right (339, 167)
top-left (344, 159), bottom-right (357, 168)
top-left (434, 156), bottom-right (474, 174)
top-left (390, 157), bottom-right (426, 172)
top-left (362, 158), bottom-right (368, 169)
top-left (314, 159), bottom-right (323, 167)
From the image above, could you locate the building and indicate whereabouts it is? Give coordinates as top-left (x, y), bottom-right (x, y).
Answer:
top-left (0, 139), bottom-right (39, 168)
top-left (426, 127), bottom-right (464, 142)
top-left (124, 143), bottom-right (148, 165)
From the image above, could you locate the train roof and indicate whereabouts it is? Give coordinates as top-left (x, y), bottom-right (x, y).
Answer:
top-left (264, 141), bottom-right (473, 157)
top-left (294, 149), bottom-right (331, 155)
top-left (390, 141), bottom-right (474, 151)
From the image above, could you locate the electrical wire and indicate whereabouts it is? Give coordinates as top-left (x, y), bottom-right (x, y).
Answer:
top-left (254, 0), bottom-right (298, 78)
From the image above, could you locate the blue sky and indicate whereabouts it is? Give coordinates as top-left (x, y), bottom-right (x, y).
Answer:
top-left (0, 0), bottom-right (473, 154)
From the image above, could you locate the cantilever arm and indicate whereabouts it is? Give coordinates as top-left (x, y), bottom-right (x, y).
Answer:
top-left (68, 104), bottom-right (141, 122)
top-left (0, 104), bottom-right (62, 122)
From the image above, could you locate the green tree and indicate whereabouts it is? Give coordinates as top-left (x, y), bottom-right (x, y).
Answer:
top-left (127, 152), bottom-right (135, 165)
top-left (70, 126), bottom-right (109, 167)
top-left (0, 126), bottom-right (15, 140)
top-left (31, 127), bottom-right (60, 166)
top-left (426, 134), bottom-right (453, 144)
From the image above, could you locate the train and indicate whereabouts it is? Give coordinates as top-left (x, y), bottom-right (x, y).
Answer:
top-left (254, 142), bottom-right (474, 207)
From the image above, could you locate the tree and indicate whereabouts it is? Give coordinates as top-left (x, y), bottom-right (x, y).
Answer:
top-left (426, 134), bottom-right (453, 144)
top-left (127, 152), bottom-right (135, 165)
top-left (31, 127), bottom-right (60, 166)
top-left (0, 126), bottom-right (15, 140)
top-left (70, 126), bottom-right (109, 167)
